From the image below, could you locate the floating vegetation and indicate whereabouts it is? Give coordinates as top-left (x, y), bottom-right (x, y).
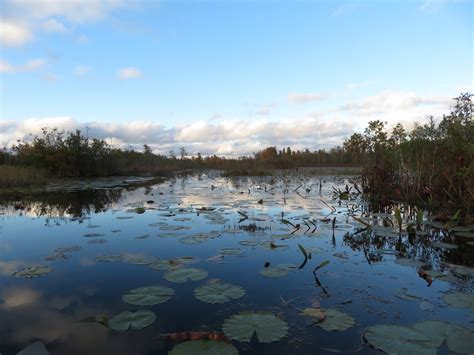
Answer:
top-left (108, 310), bottom-right (156, 331)
top-left (88, 238), bottom-right (107, 244)
top-left (364, 321), bottom-right (474, 354)
top-left (55, 245), bottom-right (81, 253)
top-left (315, 309), bottom-right (355, 331)
top-left (194, 282), bottom-right (245, 304)
top-left (218, 248), bottom-right (243, 256)
top-left (12, 265), bottom-right (53, 278)
top-left (44, 252), bottom-right (70, 261)
top-left (122, 286), bottom-right (174, 306)
top-left (393, 288), bottom-right (423, 302)
top-left (134, 234), bottom-right (150, 239)
top-left (222, 311), bottom-right (288, 342)
top-left (169, 340), bottom-right (238, 355)
top-left (83, 233), bottom-right (105, 238)
top-left (300, 307), bottom-right (326, 322)
top-left (443, 292), bottom-right (474, 312)
top-left (164, 268), bottom-right (208, 283)
top-left (94, 254), bottom-right (123, 262)
top-left (259, 264), bottom-right (297, 278)
top-left (123, 255), bottom-right (157, 265)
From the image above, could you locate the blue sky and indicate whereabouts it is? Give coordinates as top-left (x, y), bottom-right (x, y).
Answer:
top-left (0, 0), bottom-right (472, 155)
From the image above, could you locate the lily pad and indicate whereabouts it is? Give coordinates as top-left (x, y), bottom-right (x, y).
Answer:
top-left (316, 309), bottom-right (355, 331)
top-left (219, 248), bottom-right (243, 256)
top-left (44, 252), bottom-right (69, 261)
top-left (300, 307), bottom-right (326, 322)
top-left (88, 238), bottom-right (107, 244)
top-left (164, 268), bottom-right (208, 283)
top-left (83, 233), bottom-right (105, 238)
top-left (194, 282), bottom-right (245, 304)
top-left (95, 254), bottom-right (123, 262)
top-left (55, 245), bottom-right (81, 253)
top-left (180, 235), bottom-right (209, 244)
top-left (123, 255), bottom-right (157, 265)
top-left (122, 285), bottom-right (174, 306)
top-left (394, 320), bottom-right (474, 355)
top-left (12, 266), bottom-right (53, 278)
top-left (259, 264), bottom-right (297, 278)
top-left (364, 324), bottom-right (436, 354)
top-left (222, 311), bottom-right (288, 342)
top-left (169, 340), bottom-right (238, 355)
top-left (239, 240), bottom-right (259, 246)
top-left (443, 292), bottom-right (474, 311)
top-left (108, 309), bottom-right (156, 331)
top-left (394, 288), bottom-right (423, 302)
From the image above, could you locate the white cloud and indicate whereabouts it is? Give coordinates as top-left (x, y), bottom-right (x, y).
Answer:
top-left (41, 18), bottom-right (67, 33)
top-left (0, 58), bottom-right (47, 73)
top-left (117, 67), bottom-right (142, 79)
top-left (0, 90), bottom-right (454, 156)
top-left (288, 93), bottom-right (326, 104)
top-left (74, 65), bottom-right (91, 76)
top-left (1, 0), bottom-right (129, 46)
top-left (0, 20), bottom-right (33, 47)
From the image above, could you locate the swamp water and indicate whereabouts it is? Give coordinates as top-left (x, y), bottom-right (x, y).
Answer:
top-left (0, 170), bottom-right (473, 355)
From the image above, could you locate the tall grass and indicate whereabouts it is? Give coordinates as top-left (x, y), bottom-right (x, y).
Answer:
top-left (0, 165), bottom-right (47, 188)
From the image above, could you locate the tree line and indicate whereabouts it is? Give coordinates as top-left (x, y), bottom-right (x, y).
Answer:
top-left (343, 93), bottom-right (472, 220)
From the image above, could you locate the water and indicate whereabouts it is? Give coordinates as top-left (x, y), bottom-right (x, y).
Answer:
top-left (0, 169), bottom-right (472, 354)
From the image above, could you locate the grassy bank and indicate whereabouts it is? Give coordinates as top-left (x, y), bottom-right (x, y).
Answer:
top-left (0, 165), bottom-right (47, 188)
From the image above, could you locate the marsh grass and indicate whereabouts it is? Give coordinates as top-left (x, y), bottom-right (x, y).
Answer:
top-left (0, 165), bottom-right (47, 188)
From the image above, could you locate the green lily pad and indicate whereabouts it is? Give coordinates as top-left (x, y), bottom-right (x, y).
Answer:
top-left (44, 252), bottom-right (69, 261)
top-left (180, 235), bottom-right (209, 244)
top-left (259, 264), bottom-right (297, 278)
top-left (444, 323), bottom-right (474, 354)
top-left (443, 292), bottom-right (474, 311)
top-left (411, 321), bottom-right (474, 354)
top-left (164, 268), bottom-right (208, 283)
top-left (122, 285), bottom-right (174, 306)
top-left (108, 309), bottom-right (156, 331)
top-left (394, 288), bottom-right (423, 302)
top-left (12, 266), bottom-right (53, 278)
top-left (239, 240), bottom-right (259, 246)
top-left (123, 255), bottom-right (157, 265)
top-left (219, 248), bottom-right (243, 256)
top-left (83, 233), bottom-right (105, 238)
top-left (95, 254), bottom-right (123, 262)
top-left (160, 224), bottom-right (191, 231)
top-left (300, 307), bottom-right (326, 322)
top-left (149, 259), bottom-right (174, 271)
top-left (316, 309), bottom-right (355, 331)
top-left (169, 340), bottom-right (238, 355)
top-left (222, 311), bottom-right (288, 342)
top-left (55, 245), bottom-right (81, 253)
top-left (88, 238), bottom-right (107, 244)
top-left (194, 282), bottom-right (245, 304)
top-left (364, 324), bottom-right (436, 354)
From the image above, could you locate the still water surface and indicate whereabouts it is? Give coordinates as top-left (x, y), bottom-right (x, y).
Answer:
top-left (0, 170), bottom-right (472, 354)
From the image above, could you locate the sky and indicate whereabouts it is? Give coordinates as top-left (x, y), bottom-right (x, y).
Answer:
top-left (0, 0), bottom-right (472, 156)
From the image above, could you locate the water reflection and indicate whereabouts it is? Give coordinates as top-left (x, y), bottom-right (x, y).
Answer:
top-left (0, 170), bottom-right (472, 355)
